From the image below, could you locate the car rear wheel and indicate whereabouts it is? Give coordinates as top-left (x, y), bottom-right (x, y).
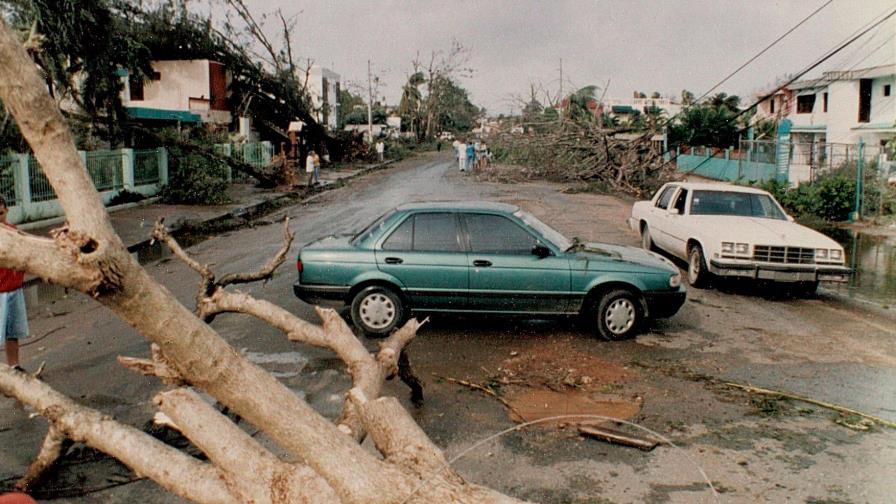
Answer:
top-left (595, 289), bottom-right (643, 341)
top-left (687, 245), bottom-right (710, 288)
top-left (640, 224), bottom-right (656, 252)
top-left (351, 286), bottom-right (404, 337)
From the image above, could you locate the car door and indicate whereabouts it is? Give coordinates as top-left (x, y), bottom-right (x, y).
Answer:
top-left (461, 212), bottom-right (571, 313)
top-left (375, 212), bottom-right (469, 310)
top-left (649, 185), bottom-right (680, 252)
top-left (662, 188), bottom-right (690, 258)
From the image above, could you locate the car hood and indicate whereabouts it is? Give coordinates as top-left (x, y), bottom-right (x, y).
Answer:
top-left (689, 216), bottom-right (841, 248)
top-left (571, 242), bottom-right (678, 273)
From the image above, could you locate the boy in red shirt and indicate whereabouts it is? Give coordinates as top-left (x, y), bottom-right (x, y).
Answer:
top-left (0, 195), bottom-right (28, 371)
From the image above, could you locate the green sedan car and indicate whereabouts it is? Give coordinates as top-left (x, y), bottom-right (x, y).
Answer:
top-left (293, 202), bottom-right (685, 340)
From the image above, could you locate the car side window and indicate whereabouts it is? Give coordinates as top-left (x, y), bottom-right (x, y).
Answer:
top-left (413, 213), bottom-right (462, 252)
top-left (464, 214), bottom-right (537, 254)
top-left (672, 189), bottom-right (688, 214)
top-left (381, 215), bottom-right (413, 250)
top-left (655, 186), bottom-right (677, 209)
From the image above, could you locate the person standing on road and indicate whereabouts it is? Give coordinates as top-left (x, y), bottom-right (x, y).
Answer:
top-left (312, 150), bottom-right (321, 184)
top-left (375, 141), bottom-right (385, 162)
top-left (0, 196), bottom-right (28, 372)
top-left (466, 141), bottom-right (476, 173)
top-left (306, 149), bottom-right (317, 186)
top-left (457, 140), bottom-right (467, 171)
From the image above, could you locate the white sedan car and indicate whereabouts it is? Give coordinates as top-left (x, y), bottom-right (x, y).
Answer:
top-left (629, 182), bottom-right (850, 292)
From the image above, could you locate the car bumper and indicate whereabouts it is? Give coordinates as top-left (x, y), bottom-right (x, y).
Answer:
top-left (708, 260), bottom-right (851, 283)
top-left (643, 288), bottom-right (687, 319)
top-left (293, 280), bottom-right (350, 305)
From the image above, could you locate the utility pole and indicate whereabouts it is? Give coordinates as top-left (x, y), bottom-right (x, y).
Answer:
top-left (367, 60), bottom-right (373, 143)
top-left (558, 57), bottom-right (563, 122)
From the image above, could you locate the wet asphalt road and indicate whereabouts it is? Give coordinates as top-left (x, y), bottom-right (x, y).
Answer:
top-left (3, 152), bottom-right (895, 503)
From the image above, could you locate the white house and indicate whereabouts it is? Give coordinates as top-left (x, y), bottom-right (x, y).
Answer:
top-left (298, 65), bottom-right (341, 131)
top-left (121, 60), bottom-right (231, 126)
top-left (758, 64), bottom-right (895, 147)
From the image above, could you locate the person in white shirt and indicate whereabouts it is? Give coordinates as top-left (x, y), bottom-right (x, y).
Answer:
top-left (457, 141), bottom-right (467, 171)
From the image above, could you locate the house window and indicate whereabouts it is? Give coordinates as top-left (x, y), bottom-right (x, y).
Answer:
top-left (150, 71), bottom-right (161, 81)
top-left (769, 99), bottom-right (775, 114)
top-left (858, 79), bottom-right (872, 123)
top-left (885, 84), bottom-right (892, 97)
top-left (796, 94), bottom-right (815, 114)
top-left (128, 75), bottom-right (144, 101)
top-left (823, 92), bottom-right (828, 112)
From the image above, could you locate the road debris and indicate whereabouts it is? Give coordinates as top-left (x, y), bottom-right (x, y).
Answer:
top-left (725, 382), bottom-right (896, 430)
top-left (578, 425), bottom-right (659, 451)
top-left (432, 373), bottom-right (524, 420)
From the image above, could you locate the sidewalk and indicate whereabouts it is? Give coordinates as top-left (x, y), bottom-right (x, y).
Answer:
top-left (23, 160), bottom-right (392, 251)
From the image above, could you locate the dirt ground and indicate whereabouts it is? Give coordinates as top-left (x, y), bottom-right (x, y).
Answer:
top-left (2, 154), bottom-right (894, 503)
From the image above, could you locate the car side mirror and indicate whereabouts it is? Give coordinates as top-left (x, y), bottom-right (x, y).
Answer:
top-left (667, 205), bottom-right (681, 215)
top-left (532, 244), bottom-right (552, 258)
top-left (786, 214), bottom-right (795, 222)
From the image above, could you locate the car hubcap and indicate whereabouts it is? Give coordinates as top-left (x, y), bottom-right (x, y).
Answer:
top-left (359, 293), bottom-right (395, 330)
top-left (605, 299), bottom-right (635, 334)
top-left (689, 251), bottom-right (700, 283)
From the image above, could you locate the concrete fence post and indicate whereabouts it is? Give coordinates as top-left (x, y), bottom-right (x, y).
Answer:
top-left (121, 147), bottom-right (135, 190)
top-left (14, 153), bottom-right (31, 209)
top-left (159, 147), bottom-right (169, 186)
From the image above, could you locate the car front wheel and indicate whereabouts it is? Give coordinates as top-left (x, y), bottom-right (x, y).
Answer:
top-left (350, 286), bottom-right (404, 337)
top-left (595, 289), bottom-right (643, 341)
top-left (687, 245), bottom-right (710, 288)
top-left (641, 224), bottom-right (656, 252)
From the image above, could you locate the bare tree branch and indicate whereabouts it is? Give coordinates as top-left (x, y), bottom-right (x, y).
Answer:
top-left (15, 426), bottom-right (66, 492)
top-left (0, 367), bottom-right (238, 504)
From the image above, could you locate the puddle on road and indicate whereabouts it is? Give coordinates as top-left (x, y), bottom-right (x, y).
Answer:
top-left (505, 389), bottom-right (642, 424)
top-left (822, 227), bottom-right (896, 306)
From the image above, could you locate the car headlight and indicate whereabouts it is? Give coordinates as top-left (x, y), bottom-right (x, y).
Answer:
top-left (669, 273), bottom-right (681, 288)
top-left (735, 243), bottom-right (750, 255)
top-left (721, 242), bottom-right (734, 254)
top-left (815, 248), bottom-right (828, 260)
top-left (830, 249), bottom-right (843, 261)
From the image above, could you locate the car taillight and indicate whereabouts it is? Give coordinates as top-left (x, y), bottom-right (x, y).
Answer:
top-left (296, 259), bottom-right (303, 273)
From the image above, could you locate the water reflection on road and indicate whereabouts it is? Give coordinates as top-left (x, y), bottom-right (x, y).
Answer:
top-left (824, 227), bottom-right (896, 306)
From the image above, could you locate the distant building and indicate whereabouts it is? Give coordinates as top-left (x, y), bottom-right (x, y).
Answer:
top-left (120, 59), bottom-right (231, 126)
top-left (298, 65), bottom-right (341, 131)
top-left (602, 97), bottom-right (682, 119)
top-left (755, 64), bottom-right (896, 146)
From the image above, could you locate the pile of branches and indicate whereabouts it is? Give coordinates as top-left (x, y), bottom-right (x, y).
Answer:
top-left (488, 120), bottom-right (680, 198)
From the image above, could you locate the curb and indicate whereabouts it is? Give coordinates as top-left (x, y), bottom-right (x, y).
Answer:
top-left (18, 197), bottom-right (162, 231)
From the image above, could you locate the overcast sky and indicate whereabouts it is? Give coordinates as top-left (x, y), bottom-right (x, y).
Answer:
top-left (238, 0), bottom-right (895, 114)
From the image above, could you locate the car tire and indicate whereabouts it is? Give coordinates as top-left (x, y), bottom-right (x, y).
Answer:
top-left (350, 286), bottom-right (404, 337)
top-left (641, 224), bottom-right (656, 252)
top-left (594, 289), bottom-right (643, 341)
top-left (687, 244), bottom-right (710, 288)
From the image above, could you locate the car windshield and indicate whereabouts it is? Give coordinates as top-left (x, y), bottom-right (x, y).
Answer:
top-left (690, 190), bottom-right (787, 220)
top-left (513, 210), bottom-right (573, 251)
top-left (351, 209), bottom-right (397, 244)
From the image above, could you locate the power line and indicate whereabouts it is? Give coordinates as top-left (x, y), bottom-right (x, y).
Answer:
top-left (676, 6), bottom-right (896, 175)
top-left (693, 0), bottom-right (834, 105)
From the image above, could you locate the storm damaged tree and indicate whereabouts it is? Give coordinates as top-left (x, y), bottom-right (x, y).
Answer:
top-left (0, 18), bottom-right (529, 504)
top-left (404, 41), bottom-right (475, 140)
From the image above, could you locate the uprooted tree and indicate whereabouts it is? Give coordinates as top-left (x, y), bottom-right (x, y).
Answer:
top-left (0, 19), bottom-right (527, 504)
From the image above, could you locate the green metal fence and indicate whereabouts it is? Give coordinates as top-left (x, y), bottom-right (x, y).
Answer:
top-left (0, 155), bottom-right (16, 204)
top-left (28, 155), bottom-right (56, 202)
top-left (85, 150), bottom-right (123, 191)
top-left (134, 148), bottom-right (162, 185)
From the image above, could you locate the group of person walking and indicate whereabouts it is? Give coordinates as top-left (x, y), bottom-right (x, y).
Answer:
top-left (453, 139), bottom-right (490, 172)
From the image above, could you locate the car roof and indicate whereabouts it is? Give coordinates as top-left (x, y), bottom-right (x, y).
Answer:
top-left (665, 181), bottom-right (770, 195)
top-left (395, 201), bottom-right (520, 213)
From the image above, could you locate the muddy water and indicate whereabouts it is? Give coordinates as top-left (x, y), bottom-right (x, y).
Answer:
top-left (505, 389), bottom-right (642, 424)
top-left (822, 227), bottom-right (896, 306)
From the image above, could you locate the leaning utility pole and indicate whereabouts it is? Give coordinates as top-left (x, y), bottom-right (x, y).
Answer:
top-left (558, 57), bottom-right (563, 122)
top-left (367, 59), bottom-right (373, 143)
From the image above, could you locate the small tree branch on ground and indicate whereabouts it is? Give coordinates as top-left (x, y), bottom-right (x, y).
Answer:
top-left (15, 425), bottom-right (66, 491)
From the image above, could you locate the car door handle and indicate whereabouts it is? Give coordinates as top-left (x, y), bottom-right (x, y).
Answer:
top-left (473, 260), bottom-right (492, 267)
top-left (384, 257), bottom-right (403, 264)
